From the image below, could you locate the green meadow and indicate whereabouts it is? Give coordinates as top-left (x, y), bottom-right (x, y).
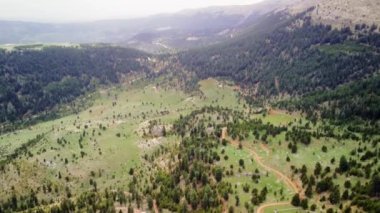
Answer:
top-left (0, 78), bottom-right (247, 201)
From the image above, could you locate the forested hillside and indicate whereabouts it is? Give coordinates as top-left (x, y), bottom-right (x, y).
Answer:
top-left (179, 7), bottom-right (380, 121)
top-left (278, 75), bottom-right (380, 121)
top-left (0, 46), bottom-right (149, 124)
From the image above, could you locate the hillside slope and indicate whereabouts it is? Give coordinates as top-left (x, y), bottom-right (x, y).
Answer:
top-left (178, 2), bottom-right (380, 121)
top-left (0, 46), bottom-right (149, 126)
top-left (288, 0), bottom-right (380, 28)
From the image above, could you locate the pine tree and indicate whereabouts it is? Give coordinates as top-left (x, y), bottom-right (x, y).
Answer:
top-left (291, 143), bottom-right (298, 153)
top-left (128, 205), bottom-right (133, 213)
top-left (147, 196), bottom-right (153, 210)
top-left (314, 162), bottom-right (322, 176)
top-left (300, 198), bottom-right (308, 210)
top-left (214, 167), bottom-right (223, 182)
top-left (329, 186), bottom-right (341, 204)
top-left (291, 193), bottom-right (301, 206)
top-left (368, 174), bottom-right (380, 197)
top-left (342, 189), bottom-right (349, 200)
top-left (339, 155), bottom-right (349, 172)
top-left (305, 184), bottom-right (313, 198)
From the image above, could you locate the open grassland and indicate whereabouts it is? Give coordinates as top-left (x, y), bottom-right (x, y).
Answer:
top-left (0, 78), bottom-right (246, 203)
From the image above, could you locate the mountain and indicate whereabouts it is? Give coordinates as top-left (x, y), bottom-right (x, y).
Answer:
top-left (0, 7), bottom-right (246, 45)
top-left (0, 0), bottom-right (295, 52)
top-left (178, 0), bottom-right (380, 121)
top-left (1, 0), bottom-right (379, 52)
top-left (287, 0), bottom-right (380, 28)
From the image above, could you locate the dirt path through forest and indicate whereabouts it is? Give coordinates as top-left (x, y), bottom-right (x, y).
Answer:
top-left (221, 127), bottom-right (303, 213)
top-left (229, 140), bottom-right (300, 194)
top-left (260, 143), bottom-right (271, 154)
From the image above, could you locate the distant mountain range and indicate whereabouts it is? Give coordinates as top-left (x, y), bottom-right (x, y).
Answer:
top-left (1, 0), bottom-right (379, 53)
top-left (0, 0), bottom-right (295, 52)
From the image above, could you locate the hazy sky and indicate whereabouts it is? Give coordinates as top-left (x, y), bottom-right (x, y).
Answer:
top-left (0, 0), bottom-right (264, 22)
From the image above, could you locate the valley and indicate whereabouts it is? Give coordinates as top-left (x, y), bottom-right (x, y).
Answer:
top-left (1, 0), bottom-right (380, 212)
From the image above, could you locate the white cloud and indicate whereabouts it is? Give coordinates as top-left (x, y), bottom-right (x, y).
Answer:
top-left (0, 0), bottom-right (264, 22)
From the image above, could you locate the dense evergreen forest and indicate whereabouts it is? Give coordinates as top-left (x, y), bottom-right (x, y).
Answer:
top-left (278, 75), bottom-right (380, 121)
top-left (0, 46), bottom-right (148, 124)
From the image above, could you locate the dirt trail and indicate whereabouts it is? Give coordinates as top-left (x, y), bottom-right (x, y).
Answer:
top-left (221, 127), bottom-right (303, 213)
top-left (222, 199), bottom-right (228, 213)
top-left (256, 201), bottom-right (291, 213)
top-left (153, 199), bottom-right (159, 213)
top-left (260, 143), bottom-right (271, 154)
top-left (230, 140), bottom-right (300, 194)
top-left (221, 127), bottom-right (228, 140)
top-left (268, 108), bottom-right (292, 116)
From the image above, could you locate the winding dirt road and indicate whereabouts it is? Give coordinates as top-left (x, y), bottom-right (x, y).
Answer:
top-left (231, 140), bottom-right (301, 194)
top-left (221, 128), bottom-right (303, 213)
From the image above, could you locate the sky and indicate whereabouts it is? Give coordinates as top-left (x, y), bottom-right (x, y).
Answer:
top-left (0, 0), bottom-right (264, 23)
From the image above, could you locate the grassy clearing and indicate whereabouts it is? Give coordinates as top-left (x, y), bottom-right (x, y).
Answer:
top-left (318, 41), bottom-right (374, 55)
top-left (263, 204), bottom-right (304, 213)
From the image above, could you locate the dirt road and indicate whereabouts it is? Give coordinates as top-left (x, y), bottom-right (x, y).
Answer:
top-left (230, 140), bottom-right (301, 194)
top-left (221, 127), bottom-right (303, 213)
top-left (256, 202), bottom-right (291, 213)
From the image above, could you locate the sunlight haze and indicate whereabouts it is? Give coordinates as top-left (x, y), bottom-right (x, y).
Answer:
top-left (0, 0), bottom-right (265, 22)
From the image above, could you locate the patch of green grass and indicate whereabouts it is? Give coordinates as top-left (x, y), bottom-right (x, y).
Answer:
top-left (263, 204), bottom-right (304, 213)
top-left (199, 78), bottom-right (244, 110)
top-left (318, 41), bottom-right (374, 55)
top-left (259, 113), bottom-right (300, 126)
